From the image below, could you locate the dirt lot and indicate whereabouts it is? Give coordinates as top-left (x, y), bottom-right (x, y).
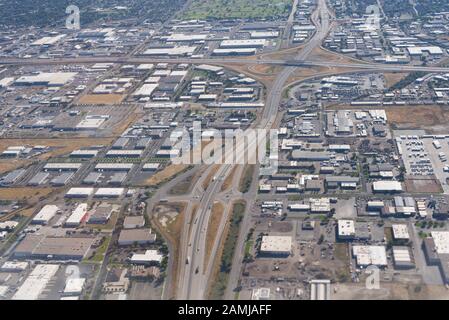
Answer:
top-left (151, 202), bottom-right (186, 299)
top-left (77, 94), bottom-right (126, 105)
top-left (404, 176), bottom-right (443, 194)
top-left (383, 72), bottom-right (409, 88)
top-left (143, 164), bottom-right (189, 186)
top-left (0, 187), bottom-right (55, 202)
top-left (387, 105), bottom-right (449, 133)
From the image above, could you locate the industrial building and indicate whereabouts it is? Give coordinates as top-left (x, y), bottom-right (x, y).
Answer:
top-left (32, 205), bottom-right (60, 225)
top-left (14, 234), bottom-right (94, 260)
top-left (260, 235), bottom-right (292, 256)
top-left (352, 245), bottom-right (387, 267)
top-left (118, 228), bottom-right (156, 246)
top-left (12, 264), bottom-right (60, 300)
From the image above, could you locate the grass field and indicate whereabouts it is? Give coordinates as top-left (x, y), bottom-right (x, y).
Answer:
top-left (204, 202), bottom-right (225, 269)
top-left (183, 0), bottom-right (292, 20)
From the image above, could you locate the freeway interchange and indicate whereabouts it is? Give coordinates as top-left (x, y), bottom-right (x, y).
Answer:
top-left (3, 0), bottom-right (449, 301)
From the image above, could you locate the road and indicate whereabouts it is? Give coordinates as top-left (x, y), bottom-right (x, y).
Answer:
top-left (175, 0), bottom-right (332, 300)
top-left (3, 56), bottom-right (449, 74)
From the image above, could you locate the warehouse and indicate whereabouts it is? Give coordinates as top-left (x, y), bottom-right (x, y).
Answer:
top-left (118, 228), bottom-right (156, 246)
top-left (0, 169), bottom-right (26, 185)
top-left (220, 39), bottom-right (266, 48)
top-left (14, 234), bottom-right (94, 260)
top-left (392, 246), bottom-right (415, 269)
top-left (95, 163), bottom-right (134, 171)
top-left (12, 264), bottom-right (60, 300)
top-left (213, 48), bottom-right (257, 56)
top-left (260, 235), bottom-right (292, 256)
top-left (15, 72), bottom-right (77, 87)
top-left (50, 172), bottom-right (74, 186)
top-left (28, 172), bottom-right (50, 186)
top-left (109, 172), bottom-right (127, 185)
top-left (63, 278), bottom-right (86, 297)
top-left (43, 163), bottom-right (82, 171)
top-left (291, 150), bottom-right (331, 161)
top-left (87, 204), bottom-right (115, 224)
top-left (352, 245), bottom-right (387, 267)
top-left (70, 150), bottom-right (99, 158)
top-left (142, 46), bottom-right (196, 56)
top-left (124, 216), bottom-right (145, 229)
top-left (0, 261), bottom-right (29, 272)
top-left (106, 150), bottom-right (142, 158)
top-left (65, 187), bottom-right (94, 198)
top-left (142, 163), bottom-right (160, 171)
top-left (65, 203), bottom-right (89, 227)
top-left (32, 205), bottom-right (60, 225)
top-left (130, 250), bottom-right (163, 265)
top-left (83, 172), bottom-right (102, 185)
top-left (166, 34), bottom-right (208, 42)
top-left (94, 188), bottom-right (125, 198)
top-left (337, 220), bottom-right (355, 240)
top-left (132, 83), bottom-right (159, 98)
top-left (392, 224), bottom-right (410, 241)
top-left (372, 181), bottom-right (403, 193)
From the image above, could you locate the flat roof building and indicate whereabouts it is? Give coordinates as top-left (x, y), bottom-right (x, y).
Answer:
top-left (118, 229), bottom-right (156, 246)
top-left (32, 205), bottom-right (60, 225)
top-left (260, 236), bottom-right (292, 256)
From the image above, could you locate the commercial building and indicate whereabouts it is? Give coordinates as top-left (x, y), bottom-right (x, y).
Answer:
top-left (94, 188), bottom-right (125, 198)
top-left (63, 278), bottom-right (86, 296)
top-left (12, 264), bottom-right (60, 300)
top-left (337, 220), bottom-right (355, 240)
top-left (352, 245), bottom-right (388, 267)
top-left (372, 181), bottom-right (403, 193)
top-left (392, 224), bottom-right (410, 241)
top-left (14, 234), bottom-right (94, 260)
top-left (260, 236), bottom-right (292, 256)
top-left (15, 72), bottom-right (77, 87)
top-left (423, 231), bottom-right (449, 283)
top-left (123, 216), bottom-right (145, 229)
top-left (118, 229), bottom-right (156, 246)
top-left (130, 250), bottom-right (163, 265)
top-left (392, 246), bottom-right (414, 269)
top-left (32, 205), bottom-right (60, 225)
top-left (65, 203), bottom-right (89, 227)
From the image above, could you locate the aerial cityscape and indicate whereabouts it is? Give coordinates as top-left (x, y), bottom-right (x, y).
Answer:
top-left (2, 0), bottom-right (449, 303)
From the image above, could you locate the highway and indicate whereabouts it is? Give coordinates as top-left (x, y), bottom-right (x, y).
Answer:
top-left (175, 0), bottom-right (332, 300)
top-left (3, 56), bottom-right (449, 74)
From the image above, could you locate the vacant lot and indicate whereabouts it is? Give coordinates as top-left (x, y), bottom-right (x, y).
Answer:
top-left (405, 176), bottom-right (443, 194)
top-left (143, 164), bottom-right (190, 186)
top-left (387, 105), bottom-right (449, 133)
top-left (0, 187), bottom-right (54, 202)
top-left (383, 72), bottom-right (409, 88)
top-left (151, 202), bottom-right (186, 299)
top-left (183, 0), bottom-right (291, 20)
top-left (77, 94), bottom-right (125, 105)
